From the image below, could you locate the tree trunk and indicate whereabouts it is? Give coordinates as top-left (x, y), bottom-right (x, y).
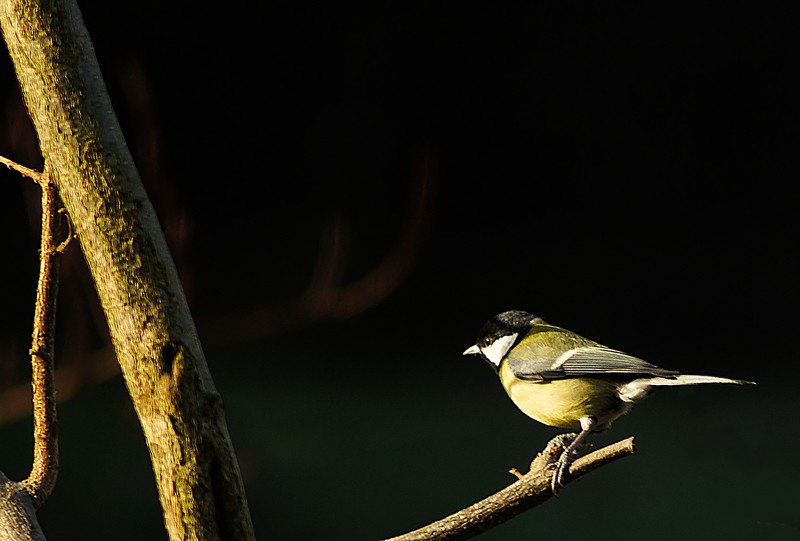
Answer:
top-left (1, 1), bottom-right (256, 539)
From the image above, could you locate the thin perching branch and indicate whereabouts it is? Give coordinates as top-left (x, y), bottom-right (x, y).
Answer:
top-left (384, 436), bottom-right (636, 541)
top-left (2, 154), bottom-right (69, 508)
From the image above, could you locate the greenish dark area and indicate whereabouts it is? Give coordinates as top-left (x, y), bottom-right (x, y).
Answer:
top-left (0, 330), bottom-right (795, 540)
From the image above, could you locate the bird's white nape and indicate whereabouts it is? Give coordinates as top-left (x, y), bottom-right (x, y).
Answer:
top-left (481, 333), bottom-right (518, 366)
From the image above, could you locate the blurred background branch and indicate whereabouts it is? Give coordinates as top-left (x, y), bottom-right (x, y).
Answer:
top-left (0, 59), bottom-right (437, 426)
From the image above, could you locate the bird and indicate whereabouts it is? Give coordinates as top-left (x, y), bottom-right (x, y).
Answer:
top-left (462, 310), bottom-right (754, 493)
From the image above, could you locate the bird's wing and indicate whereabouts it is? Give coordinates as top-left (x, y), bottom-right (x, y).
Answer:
top-left (507, 345), bottom-right (678, 381)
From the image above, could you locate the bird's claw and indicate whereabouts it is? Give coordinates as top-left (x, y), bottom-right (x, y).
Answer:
top-left (548, 436), bottom-right (592, 495)
top-left (550, 451), bottom-right (573, 494)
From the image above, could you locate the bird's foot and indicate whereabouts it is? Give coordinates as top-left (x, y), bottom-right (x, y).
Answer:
top-left (548, 435), bottom-right (593, 495)
top-left (550, 450), bottom-right (574, 494)
top-left (543, 433), bottom-right (578, 457)
top-left (519, 433), bottom-right (578, 481)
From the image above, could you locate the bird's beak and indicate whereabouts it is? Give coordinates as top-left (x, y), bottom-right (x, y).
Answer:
top-left (462, 344), bottom-right (481, 356)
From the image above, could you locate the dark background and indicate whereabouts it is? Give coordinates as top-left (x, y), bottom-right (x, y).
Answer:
top-left (1, 2), bottom-right (797, 539)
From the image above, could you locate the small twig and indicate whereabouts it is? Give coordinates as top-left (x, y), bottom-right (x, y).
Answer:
top-left (20, 165), bottom-right (67, 508)
top-left (55, 208), bottom-right (74, 253)
top-left (0, 154), bottom-right (44, 184)
top-left (383, 436), bottom-right (636, 541)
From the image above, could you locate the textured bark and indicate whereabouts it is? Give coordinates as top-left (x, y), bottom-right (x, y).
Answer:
top-left (1, 1), bottom-right (255, 539)
top-left (0, 473), bottom-right (46, 541)
top-left (22, 174), bottom-right (62, 508)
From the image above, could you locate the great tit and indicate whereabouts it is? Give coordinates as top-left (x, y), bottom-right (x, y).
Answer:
top-left (463, 310), bottom-right (754, 493)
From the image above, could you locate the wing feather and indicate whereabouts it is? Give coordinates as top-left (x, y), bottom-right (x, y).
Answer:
top-left (507, 345), bottom-right (677, 381)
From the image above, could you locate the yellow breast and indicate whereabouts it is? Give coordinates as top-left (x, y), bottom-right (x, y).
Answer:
top-left (499, 362), bottom-right (628, 430)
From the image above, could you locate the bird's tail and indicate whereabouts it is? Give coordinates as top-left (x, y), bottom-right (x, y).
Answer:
top-left (618, 374), bottom-right (755, 403)
top-left (662, 374), bottom-right (755, 386)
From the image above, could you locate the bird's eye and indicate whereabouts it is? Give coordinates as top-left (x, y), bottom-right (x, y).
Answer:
top-left (481, 336), bottom-right (492, 347)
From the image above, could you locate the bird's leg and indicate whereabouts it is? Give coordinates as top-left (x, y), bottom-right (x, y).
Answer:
top-left (551, 416), bottom-right (597, 494)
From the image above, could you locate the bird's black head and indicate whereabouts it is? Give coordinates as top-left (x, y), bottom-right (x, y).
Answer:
top-left (483, 310), bottom-right (540, 338)
top-left (464, 310), bottom-right (543, 369)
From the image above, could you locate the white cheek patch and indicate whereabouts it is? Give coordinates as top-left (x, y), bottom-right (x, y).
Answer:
top-left (481, 333), bottom-right (518, 366)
